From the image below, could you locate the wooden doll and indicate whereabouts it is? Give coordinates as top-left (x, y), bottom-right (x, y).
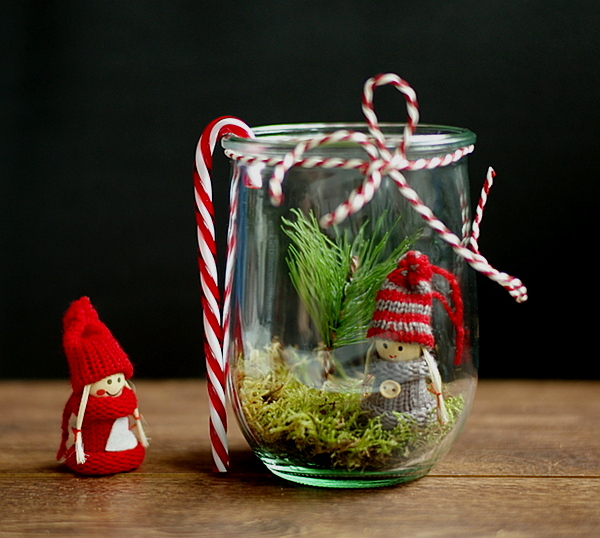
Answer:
top-left (56, 297), bottom-right (148, 475)
top-left (361, 251), bottom-right (464, 429)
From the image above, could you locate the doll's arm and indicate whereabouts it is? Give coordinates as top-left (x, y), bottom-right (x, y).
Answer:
top-left (423, 349), bottom-right (448, 425)
top-left (132, 408), bottom-right (149, 448)
top-left (74, 384), bottom-right (91, 464)
top-left (126, 381), bottom-right (149, 447)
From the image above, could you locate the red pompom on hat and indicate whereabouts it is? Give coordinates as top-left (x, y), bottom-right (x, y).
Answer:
top-left (368, 251), bottom-right (465, 365)
top-left (63, 297), bottom-right (133, 392)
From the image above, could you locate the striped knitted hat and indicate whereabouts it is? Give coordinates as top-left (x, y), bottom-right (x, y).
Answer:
top-left (63, 297), bottom-right (134, 393)
top-left (368, 251), bottom-right (435, 348)
top-left (368, 251), bottom-right (465, 364)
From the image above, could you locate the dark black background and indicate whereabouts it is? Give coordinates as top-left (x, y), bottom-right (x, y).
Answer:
top-left (2, 1), bottom-right (599, 380)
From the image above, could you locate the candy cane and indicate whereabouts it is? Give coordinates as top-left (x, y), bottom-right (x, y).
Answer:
top-left (194, 116), bottom-right (254, 472)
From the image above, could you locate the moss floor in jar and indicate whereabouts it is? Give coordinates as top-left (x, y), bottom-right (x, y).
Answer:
top-left (234, 344), bottom-right (465, 486)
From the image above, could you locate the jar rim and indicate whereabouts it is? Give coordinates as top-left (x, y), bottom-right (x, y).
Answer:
top-left (222, 122), bottom-right (476, 157)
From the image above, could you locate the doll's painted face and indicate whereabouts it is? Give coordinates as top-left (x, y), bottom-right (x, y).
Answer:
top-left (90, 373), bottom-right (126, 398)
top-left (375, 340), bottom-right (422, 362)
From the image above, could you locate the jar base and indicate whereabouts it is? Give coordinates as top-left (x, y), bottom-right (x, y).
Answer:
top-left (262, 459), bottom-right (433, 488)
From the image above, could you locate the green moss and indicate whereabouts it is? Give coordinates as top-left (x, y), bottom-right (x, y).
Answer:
top-left (236, 345), bottom-right (464, 472)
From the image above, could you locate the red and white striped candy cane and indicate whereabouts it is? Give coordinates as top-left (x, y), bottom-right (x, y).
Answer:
top-left (194, 116), bottom-right (254, 472)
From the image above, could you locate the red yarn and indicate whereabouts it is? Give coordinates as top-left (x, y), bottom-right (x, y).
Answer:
top-left (63, 297), bottom-right (133, 392)
top-left (367, 251), bottom-right (436, 348)
top-left (64, 446), bottom-right (146, 476)
top-left (57, 297), bottom-right (146, 475)
top-left (394, 250), bottom-right (434, 288)
top-left (430, 265), bottom-right (465, 366)
top-left (368, 251), bottom-right (465, 365)
top-left (57, 386), bottom-right (145, 475)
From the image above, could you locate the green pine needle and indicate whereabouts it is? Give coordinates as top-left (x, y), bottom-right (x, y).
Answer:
top-left (281, 209), bottom-right (418, 350)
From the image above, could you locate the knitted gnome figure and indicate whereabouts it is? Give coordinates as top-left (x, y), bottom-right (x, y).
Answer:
top-left (56, 297), bottom-right (149, 475)
top-left (361, 251), bottom-right (464, 429)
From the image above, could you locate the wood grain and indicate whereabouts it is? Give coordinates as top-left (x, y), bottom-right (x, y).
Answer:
top-left (1, 379), bottom-right (598, 536)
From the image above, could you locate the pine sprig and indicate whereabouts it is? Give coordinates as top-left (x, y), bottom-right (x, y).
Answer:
top-left (281, 209), bottom-right (417, 350)
top-left (337, 215), bottom-right (415, 348)
top-left (282, 210), bottom-right (348, 347)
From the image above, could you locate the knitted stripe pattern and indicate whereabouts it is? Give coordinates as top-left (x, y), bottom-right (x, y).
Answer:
top-left (361, 355), bottom-right (435, 429)
top-left (369, 279), bottom-right (434, 349)
top-left (367, 251), bottom-right (435, 349)
top-left (63, 297), bottom-right (133, 393)
top-left (57, 386), bottom-right (145, 475)
top-left (367, 251), bottom-right (465, 365)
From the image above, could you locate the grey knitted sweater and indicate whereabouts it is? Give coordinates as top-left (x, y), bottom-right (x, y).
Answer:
top-left (361, 354), bottom-right (435, 429)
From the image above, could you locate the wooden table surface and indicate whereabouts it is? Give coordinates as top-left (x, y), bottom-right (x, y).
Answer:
top-left (1, 379), bottom-right (598, 537)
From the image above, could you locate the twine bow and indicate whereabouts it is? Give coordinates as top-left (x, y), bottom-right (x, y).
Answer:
top-left (267, 73), bottom-right (528, 303)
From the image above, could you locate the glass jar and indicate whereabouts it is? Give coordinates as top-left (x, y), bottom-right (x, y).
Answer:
top-left (222, 123), bottom-right (478, 488)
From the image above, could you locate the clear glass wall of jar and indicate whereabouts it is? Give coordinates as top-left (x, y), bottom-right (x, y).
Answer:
top-left (222, 123), bottom-right (478, 488)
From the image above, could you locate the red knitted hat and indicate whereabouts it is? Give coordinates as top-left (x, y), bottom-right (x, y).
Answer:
top-left (63, 297), bottom-right (133, 392)
top-left (368, 251), bottom-right (465, 364)
top-left (368, 250), bottom-right (435, 348)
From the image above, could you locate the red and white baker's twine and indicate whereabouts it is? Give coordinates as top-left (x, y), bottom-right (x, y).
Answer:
top-left (194, 73), bottom-right (528, 471)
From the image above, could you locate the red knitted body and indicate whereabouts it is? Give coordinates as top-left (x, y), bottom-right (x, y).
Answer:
top-left (64, 445), bottom-right (145, 476)
top-left (57, 386), bottom-right (145, 475)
